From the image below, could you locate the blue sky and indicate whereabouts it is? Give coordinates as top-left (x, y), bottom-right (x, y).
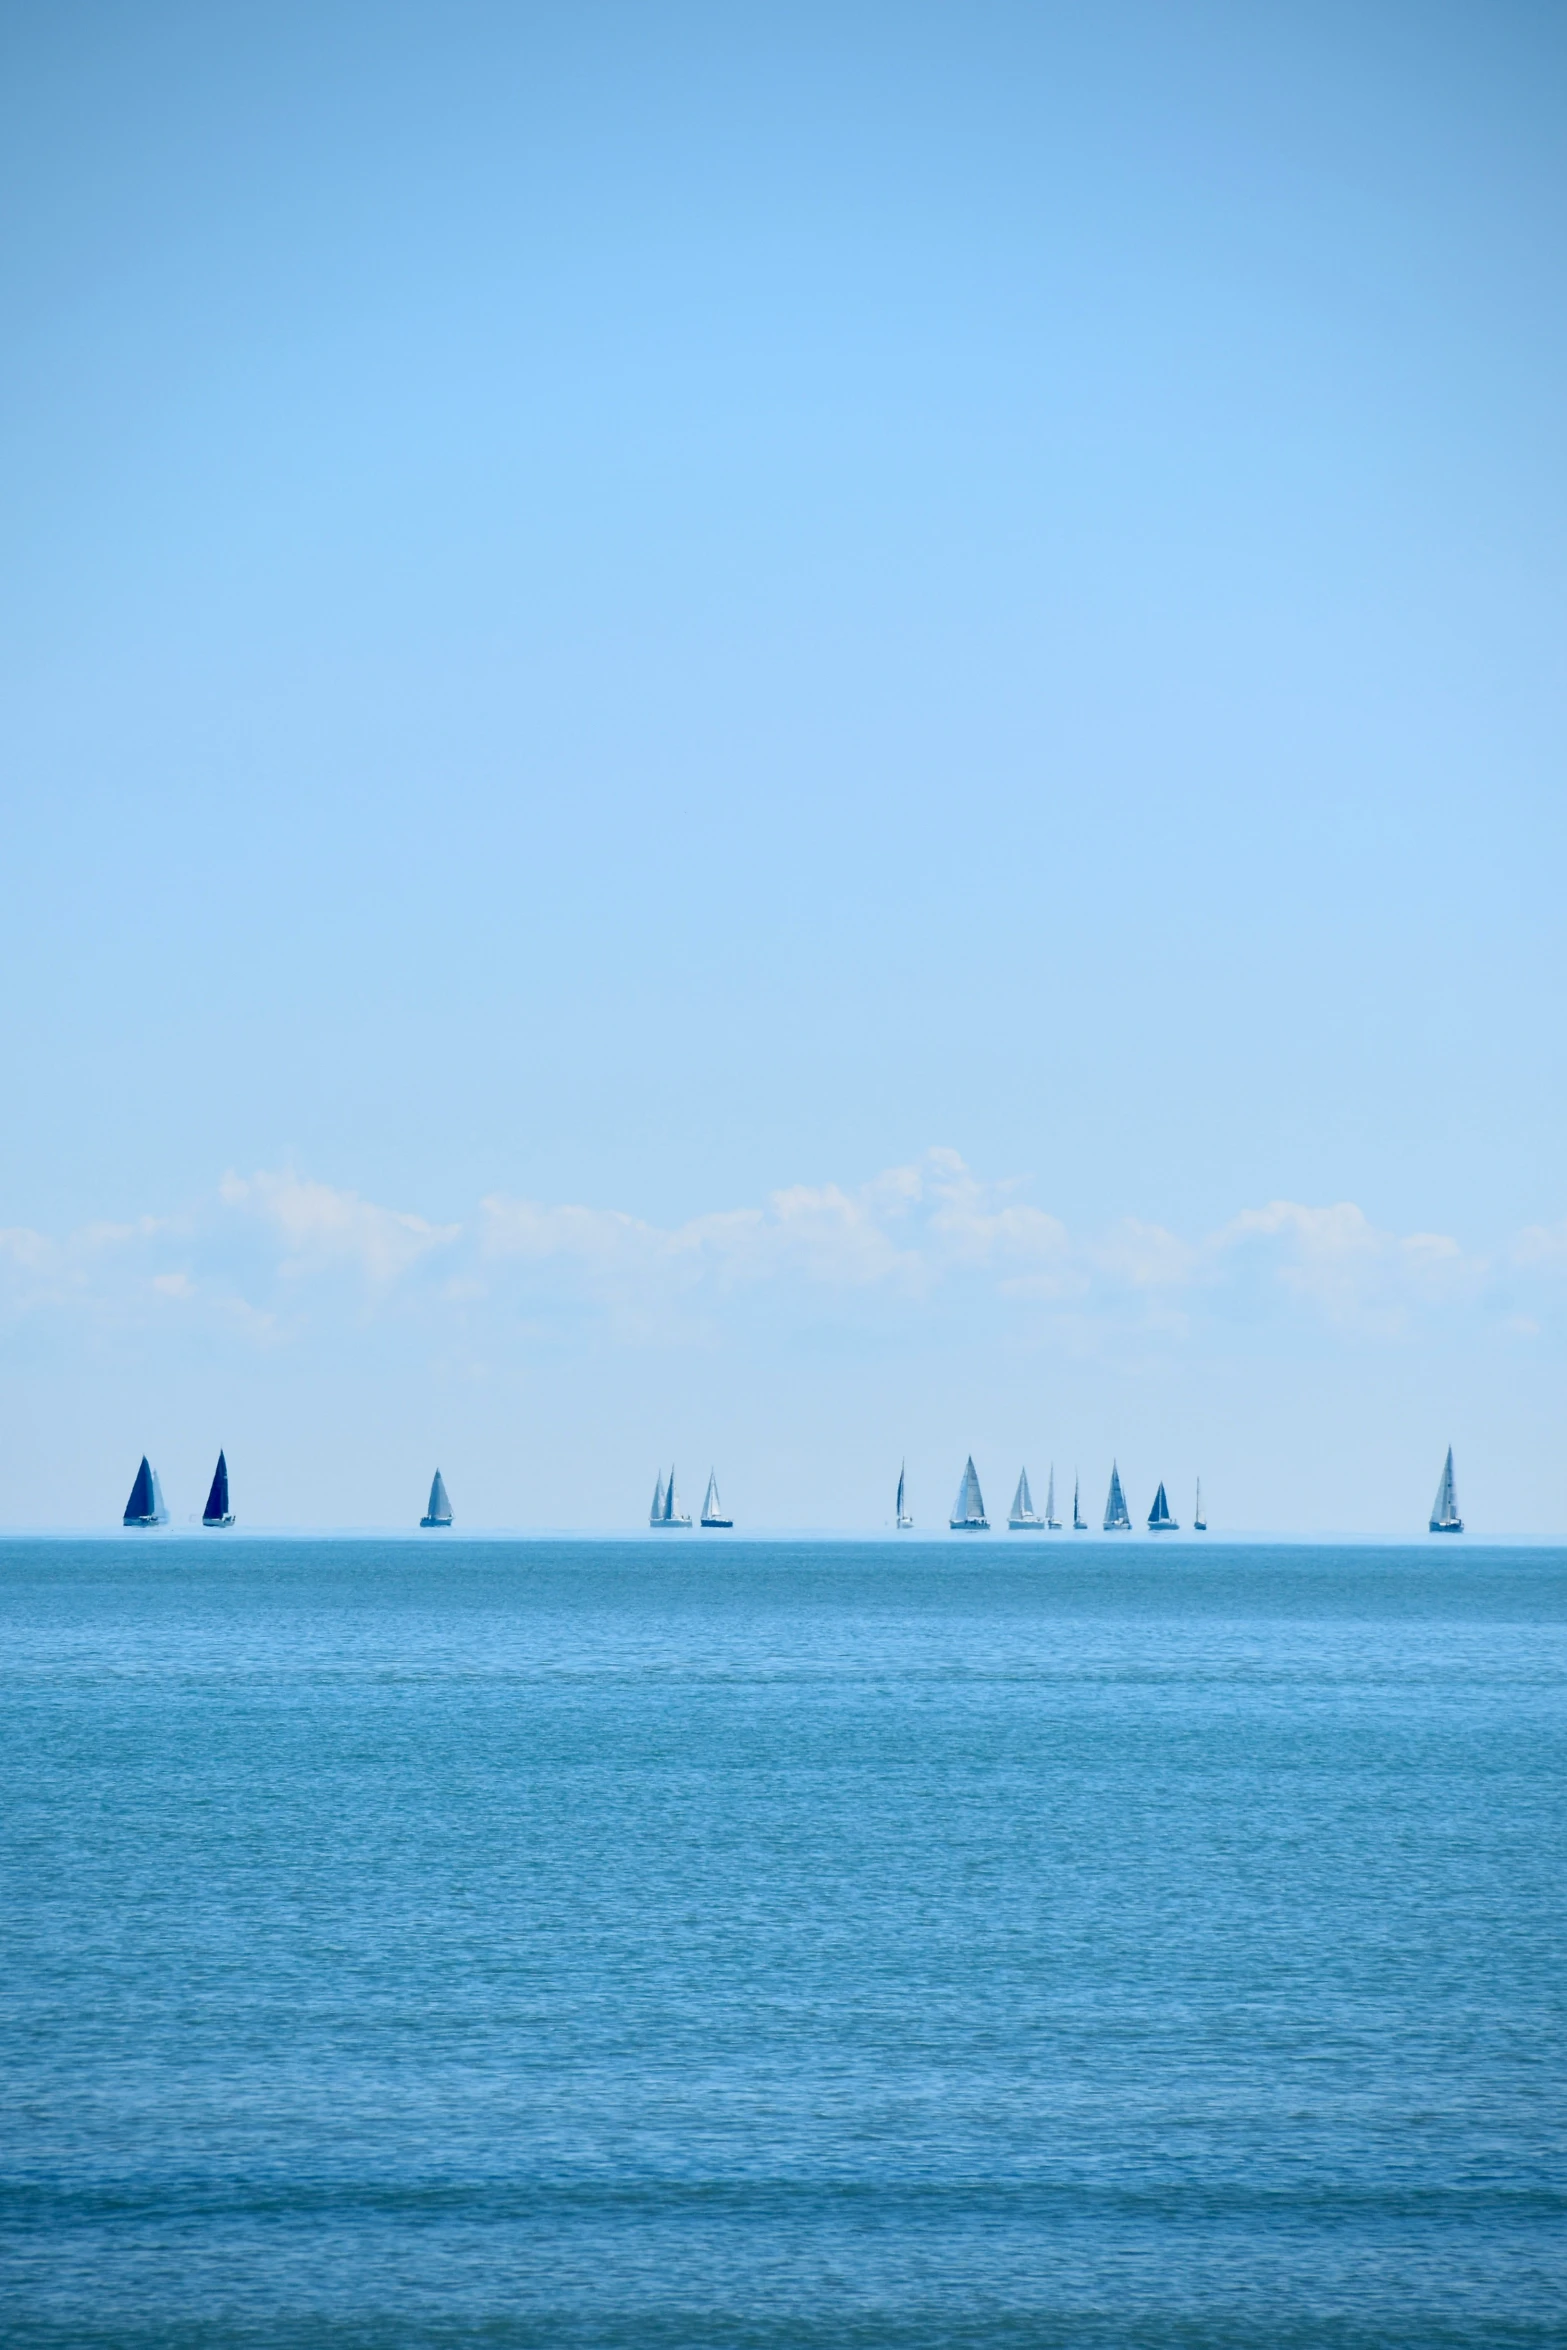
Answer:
top-left (2, 1), bottom-right (1564, 1529)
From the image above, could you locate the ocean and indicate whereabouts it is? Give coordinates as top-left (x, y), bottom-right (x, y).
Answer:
top-left (2, 1537), bottom-right (1563, 2347)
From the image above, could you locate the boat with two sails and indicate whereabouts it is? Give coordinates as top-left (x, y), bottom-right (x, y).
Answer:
top-left (122, 1456), bottom-right (169, 1527)
top-left (1007, 1468), bottom-right (1045, 1530)
top-left (650, 1468), bottom-right (693, 1528)
top-left (950, 1456), bottom-right (989, 1531)
top-left (1147, 1480), bottom-right (1178, 1532)
top-left (1103, 1463), bottom-right (1132, 1531)
top-left (700, 1471), bottom-right (732, 1528)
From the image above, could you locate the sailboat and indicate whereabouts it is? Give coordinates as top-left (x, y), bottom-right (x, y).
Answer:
top-left (700, 1470), bottom-right (732, 1528)
top-left (1072, 1474), bottom-right (1086, 1531)
top-left (650, 1465), bottom-right (692, 1527)
top-left (949, 1455), bottom-right (989, 1530)
top-left (420, 1469), bottom-right (453, 1528)
top-left (1429, 1446), bottom-right (1463, 1534)
top-left (896, 1461), bottom-right (913, 1529)
top-left (122, 1456), bottom-right (169, 1527)
top-left (1193, 1478), bottom-right (1206, 1532)
top-left (1045, 1465), bottom-right (1060, 1530)
top-left (1103, 1462), bottom-right (1132, 1531)
top-left (1147, 1480), bottom-right (1178, 1532)
top-left (202, 1451), bottom-right (235, 1528)
top-left (1008, 1467), bottom-right (1044, 1529)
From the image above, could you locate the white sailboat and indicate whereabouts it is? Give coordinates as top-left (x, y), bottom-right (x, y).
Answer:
top-left (949, 1455), bottom-right (989, 1530)
top-left (896, 1461), bottom-right (913, 1529)
top-left (650, 1464), bottom-right (692, 1528)
top-left (1429, 1446), bottom-right (1463, 1534)
top-left (1193, 1478), bottom-right (1206, 1532)
top-left (1008, 1467), bottom-right (1044, 1529)
top-left (1072, 1474), bottom-right (1086, 1531)
top-left (421, 1469), bottom-right (452, 1528)
top-left (1045, 1465), bottom-right (1060, 1529)
top-left (700, 1470), bottom-right (732, 1529)
top-left (1103, 1462), bottom-right (1132, 1531)
top-left (1147, 1480), bottom-right (1178, 1532)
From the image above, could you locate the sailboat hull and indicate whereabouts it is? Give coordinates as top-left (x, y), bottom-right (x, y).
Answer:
top-left (1007, 1518), bottom-right (1046, 1531)
top-left (1430, 1521), bottom-right (1464, 1534)
top-left (700, 1516), bottom-right (733, 1529)
top-left (203, 1514), bottom-right (236, 1528)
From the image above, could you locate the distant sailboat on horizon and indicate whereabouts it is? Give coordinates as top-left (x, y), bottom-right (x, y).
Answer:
top-left (1008, 1467), bottom-right (1044, 1529)
top-left (896, 1461), bottom-right (913, 1529)
top-left (1072, 1473), bottom-right (1086, 1531)
top-left (421, 1469), bottom-right (453, 1528)
top-left (1193, 1478), bottom-right (1206, 1532)
top-left (650, 1465), bottom-right (692, 1527)
top-left (123, 1456), bottom-right (169, 1528)
top-left (950, 1456), bottom-right (989, 1531)
top-left (700, 1470), bottom-right (733, 1528)
top-left (1104, 1462), bottom-right (1132, 1531)
top-left (1045, 1465), bottom-right (1060, 1530)
top-left (202, 1450), bottom-right (235, 1528)
top-left (1429, 1446), bottom-right (1464, 1534)
top-left (1147, 1480), bottom-right (1177, 1532)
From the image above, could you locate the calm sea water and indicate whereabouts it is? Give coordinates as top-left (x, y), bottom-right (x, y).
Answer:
top-left (1, 1538), bottom-right (1563, 2348)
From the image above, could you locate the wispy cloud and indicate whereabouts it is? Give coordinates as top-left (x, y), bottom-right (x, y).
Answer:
top-left (1215, 1199), bottom-right (1483, 1332)
top-left (1516, 1219), bottom-right (1567, 1270)
top-left (0, 1155), bottom-right (1546, 1355)
top-left (220, 1170), bottom-right (460, 1285)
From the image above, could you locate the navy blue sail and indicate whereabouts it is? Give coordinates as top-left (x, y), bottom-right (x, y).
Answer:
top-left (123, 1456), bottom-right (168, 1527)
top-left (202, 1451), bottom-right (234, 1527)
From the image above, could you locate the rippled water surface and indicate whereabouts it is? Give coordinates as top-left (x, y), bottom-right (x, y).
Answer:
top-left (2, 1538), bottom-right (1563, 2346)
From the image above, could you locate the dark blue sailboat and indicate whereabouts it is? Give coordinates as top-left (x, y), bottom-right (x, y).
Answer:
top-left (202, 1450), bottom-right (235, 1527)
top-left (421, 1470), bottom-right (453, 1528)
top-left (123, 1456), bottom-right (169, 1527)
top-left (1147, 1480), bottom-right (1178, 1532)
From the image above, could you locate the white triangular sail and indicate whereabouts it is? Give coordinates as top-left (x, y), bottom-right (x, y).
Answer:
top-left (650, 1471), bottom-right (667, 1526)
top-left (1194, 1478), bottom-right (1206, 1530)
top-left (665, 1465), bottom-right (692, 1526)
top-left (1429, 1446), bottom-right (1463, 1533)
top-left (1045, 1465), bottom-right (1059, 1528)
top-left (1104, 1462), bottom-right (1131, 1531)
top-left (1009, 1467), bottom-right (1042, 1527)
top-left (422, 1469), bottom-right (452, 1527)
top-left (1073, 1474), bottom-right (1085, 1530)
top-left (896, 1461), bottom-right (912, 1527)
top-left (701, 1469), bottom-right (732, 1526)
top-left (950, 1455), bottom-right (988, 1529)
